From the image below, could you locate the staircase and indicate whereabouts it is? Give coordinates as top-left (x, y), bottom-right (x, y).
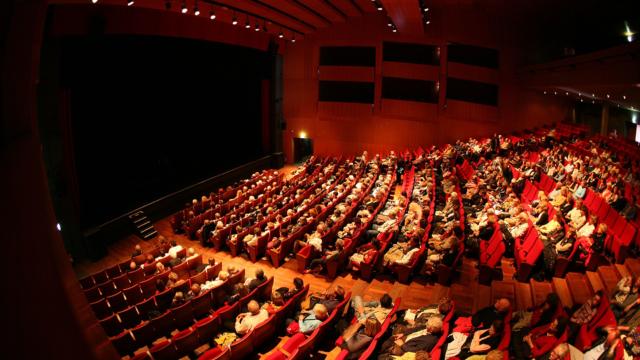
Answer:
top-left (128, 211), bottom-right (158, 240)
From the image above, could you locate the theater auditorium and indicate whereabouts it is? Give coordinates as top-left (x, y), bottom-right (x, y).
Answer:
top-left (3, 1), bottom-right (640, 359)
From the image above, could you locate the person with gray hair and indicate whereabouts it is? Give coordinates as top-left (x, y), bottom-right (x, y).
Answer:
top-left (234, 300), bottom-right (268, 335)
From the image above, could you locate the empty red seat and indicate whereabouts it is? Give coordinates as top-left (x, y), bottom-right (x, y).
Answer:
top-left (100, 313), bottom-right (124, 337)
top-left (107, 291), bottom-right (128, 313)
top-left (83, 285), bottom-right (102, 303)
top-left (99, 281), bottom-right (117, 298)
top-left (130, 321), bottom-right (156, 348)
top-left (118, 305), bottom-right (141, 329)
top-left (111, 331), bottom-right (137, 357)
top-left (135, 297), bottom-right (157, 318)
top-left (173, 328), bottom-right (200, 358)
top-left (171, 301), bottom-right (194, 330)
top-left (155, 288), bottom-right (175, 312)
top-left (111, 272), bottom-right (130, 290)
top-left (192, 290), bottom-right (213, 319)
top-left (149, 340), bottom-right (177, 360)
top-left (150, 310), bottom-right (174, 337)
top-left (127, 268), bottom-right (145, 284)
top-left (93, 271), bottom-right (109, 285)
top-left (105, 264), bottom-right (122, 279)
top-left (195, 315), bottom-right (219, 345)
top-left (123, 284), bottom-right (143, 306)
top-left (90, 298), bottom-right (112, 320)
top-left (139, 276), bottom-right (157, 299)
top-left (79, 276), bottom-right (95, 290)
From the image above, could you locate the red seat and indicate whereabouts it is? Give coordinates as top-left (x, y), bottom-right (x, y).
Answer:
top-left (93, 271), bottom-right (109, 285)
top-left (171, 301), bottom-right (194, 330)
top-left (130, 351), bottom-right (152, 360)
top-left (195, 315), bottom-right (220, 345)
top-left (155, 288), bottom-right (175, 312)
top-left (106, 264), bottom-right (122, 279)
top-left (83, 285), bottom-right (102, 303)
top-left (149, 340), bottom-right (178, 360)
top-left (139, 276), bottom-right (156, 299)
top-left (251, 317), bottom-right (276, 349)
top-left (173, 328), bottom-right (200, 358)
top-left (135, 297), bottom-right (157, 318)
top-left (130, 321), bottom-right (156, 348)
top-left (79, 276), bottom-right (95, 290)
top-left (100, 313), bottom-right (124, 337)
top-left (198, 346), bottom-right (230, 360)
top-left (111, 331), bottom-right (137, 357)
top-left (90, 298), bottom-right (112, 320)
top-left (190, 269), bottom-right (207, 285)
top-left (575, 297), bottom-right (617, 350)
top-left (107, 291), bottom-right (128, 312)
top-left (192, 290), bottom-right (214, 319)
top-left (118, 305), bottom-right (141, 329)
top-left (173, 261), bottom-right (191, 279)
top-left (229, 332), bottom-right (254, 360)
top-left (99, 281), bottom-right (117, 298)
top-left (123, 284), bottom-right (143, 306)
top-left (150, 310), bottom-right (174, 337)
top-left (127, 268), bottom-right (145, 284)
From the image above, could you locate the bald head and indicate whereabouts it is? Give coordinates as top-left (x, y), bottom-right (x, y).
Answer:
top-left (248, 300), bottom-right (260, 314)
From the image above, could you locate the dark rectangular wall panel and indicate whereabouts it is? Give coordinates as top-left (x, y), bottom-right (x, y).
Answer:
top-left (382, 77), bottom-right (438, 103)
top-left (447, 44), bottom-right (499, 69)
top-left (318, 80), bottom-right (375, 103)
top-left (383, 42), bottom-right (439, 65)
top-left (446, 77), bottom-right (498, 106)
top-left (319, 46), bottom-right (376, 67)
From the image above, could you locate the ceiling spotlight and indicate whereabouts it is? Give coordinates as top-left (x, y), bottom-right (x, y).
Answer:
top-left (392, 28), bottom-right (397, 33)
top-left (426, 20), bottom-right (431, 24)
top-left (592, 100), bottom-right (595, 104)
top-left (255, 23), bottom-right (260, 31)
top-left (232, 17), bottom-right (238, 25)
top-left (543, 91), bottom-right (547, 95)
top-left (565, 92), bottom-right (569, 95)
top-left (377, 6), bottom-right (383, 11)
top-left (591, 93), bottom-right (595, 97)
top-left (580, 98), bottom-right (584, 102)
top-left (388, 22), bottom-right (392, 27)
top-left (278, 32), bottom-right (284, 39)
top-left (554, 91), bottom-right (557, 95)
top-left (209, 11), bottom-right (216, 20)
top-left (194, 8), bottom-right (200, 16)
top-left (91, 0), bottom-right (98, 3)
top-left (424, 8), bottom-right (429, 12)
top-left (245, 18), bottom-right (251, 29)
top-left (291, 34), bottom-right (296, 43)
top-left (606, 94), bottom-right (610, 98)
top-left (181, 1), bottom-right (187, 13)
top-left (127, 0), bottom-right (134, 6)
top-left (623, 95), bottom-right (627, 100)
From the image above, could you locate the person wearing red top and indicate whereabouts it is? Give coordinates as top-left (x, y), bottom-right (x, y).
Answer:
top-left (512, 317), bottom-right (568, 359)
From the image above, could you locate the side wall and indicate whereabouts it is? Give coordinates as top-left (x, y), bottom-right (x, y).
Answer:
top-left (282, 11), bottom-right (571, 160)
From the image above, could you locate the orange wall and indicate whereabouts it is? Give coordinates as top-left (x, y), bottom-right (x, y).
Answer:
top-left (281, 11), bottom-right (571, 161)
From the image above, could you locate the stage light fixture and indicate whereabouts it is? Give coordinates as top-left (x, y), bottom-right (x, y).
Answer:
top-left (127, 0), bottom-right (134, 6)
top-left (424, 8), bottom-right (429, 12)
top-left (209, 11), bottom-right (216, 20)
top-left (377, 6), bottom-right (383, 11)
top-left (255, 23), bottom-right (261, 31)
top-left (623, 95), bottom-right (627, 100)
top-left (194, 2), bottom-right (200, 16)
top-left (91, 0), bottom-right (98, 3)
top-left (565, 92), bottom-right (569, 95)
top-left (426, 20), bottom-right (431, 24)
top-left (232, 17), bottom-right (238, 25)
top-left (606, 94), bottom-right (610, 98)
top-left (181, 1), bottom-right (187, 13)
top-left (392, 28), bottom-right (397, 33)
top-left (245, 17), bottom-right (251, 29)
top-left (554, 91), bottom-right (557, 95)
top-left (278, 32), bottom-right (284, 39)
top-left (543, 91), bottom-right (547, 95)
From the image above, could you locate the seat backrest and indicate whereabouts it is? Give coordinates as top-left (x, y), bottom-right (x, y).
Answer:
top-left (111, 331), bottom-right (137, 357)
top-left (229, 333), bottom-right (254, 360)
top-left (130, 321), bottom-right (156, 348)
top-left (149, 340), bottom-right (177, 360)
top-left (195, 315), bottom-right (220, 345)
top-left (118, 305), bottom-right (141, 329)
top-left (113, 273), bottom-right (131, 290)
top-left (150, 310), bottom-right (175, 337)
top-left (171, 301), bottom-right (194, 330)
top-left (100, 313), bottom-right (123, 337)
top-left (173, 328), bottom-right (200, 358)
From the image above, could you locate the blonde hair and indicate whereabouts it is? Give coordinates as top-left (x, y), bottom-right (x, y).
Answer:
top-left (313, 304), bottom-right (328, 320)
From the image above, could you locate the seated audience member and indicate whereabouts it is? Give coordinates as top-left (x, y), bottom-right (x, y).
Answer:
top-left (424, 227), bottom-right (462, 276)
top-left (448, 320), bottom-right (505, 360)
top-left (581, 325), bottom-right (628, 360)
top-left (379, 316), bottom-right (444, 358)
top-left (225, 283), bottom-right (250, 306)
top-left (568, 291), bottom-right (603, 336)
top-left (171, 292), bottom-right (186, 308)
top-left (472, 298), bottom-right (511, 330)
top-left (309, 285), bottom-right (346, 313)
top-left (547, 343), bottom-right (570, 360)
top-left (340, 317), bottom-right (382, 359)
top-left (156, 278), bottom-right (167, 293)
top-left (262, 291), bottom-right (286, 315)
top-left (131, 244), bottom-right (142, 258)
top-left (168, 240), bottom-right (184, 259)
top-left (401, 297), bottom-right (453, 327)
top-left (383, 239), bottom-right (419, 267)
top-left (295, 304), bottom-right (329, 335)
top-left (349, 239), bottom-right (380, 271)
top-left (307, 239), bottom-right (344, 274)
top-left (611, 277), bottom-right (640, 318)
top-left (166, 272), bottom-right (179, 288)
top-left (143, 254), bottom-right (154, 267)
top-left (234, 300), bottom-right (268, 335)
top-left (201, 270), bottom-right (228, 291)
top-left (351, 293), bottom-right (394, 324)
top-left (275, 277), bottom-right (305, 301)
top-left (621, 195), bottom-right (638, 221)
top-left (512, 293), bottom-right (561, 332)
top-left (512, 317), bottom-right (569, 359)
top-left (154, 261), bottom-right (166, 275)
top-left (245, 268), bottom-right (267, 291)
top-left (227, 265), bottom-right (239, 275)
top-left (572, 223), bottom-right (606, 265)
top-left (128, 261), bottom-right (138, 272)
top-left (185, 283), bottom-right (201, 300)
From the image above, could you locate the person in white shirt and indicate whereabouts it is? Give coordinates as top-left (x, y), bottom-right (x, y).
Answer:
top-left (168, 240), bottom-right (184, 259)
top-left (235, 300), bottom-right (268, 335)
top-left (576, 215), bottom-right (597, 239)
top-left (568, 209), bottom-right (586, 230)
top-left (200, 270), bottom-right (228, 291)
